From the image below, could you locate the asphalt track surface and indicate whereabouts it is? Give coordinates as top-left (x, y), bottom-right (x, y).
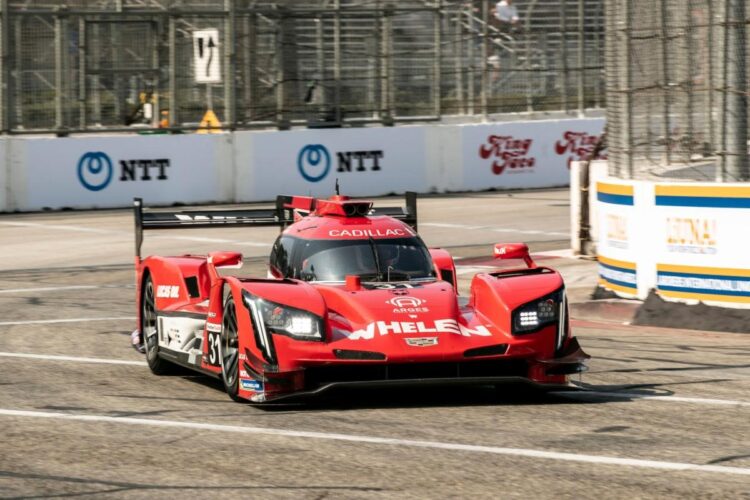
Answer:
top-left (1, 189), bottom-right (748, 499)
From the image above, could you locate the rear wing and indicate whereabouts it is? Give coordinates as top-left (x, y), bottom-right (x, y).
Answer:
top-left (134, 192), bottom-right (418, 259)
top-left (370, 191), bottom-right (418, 232)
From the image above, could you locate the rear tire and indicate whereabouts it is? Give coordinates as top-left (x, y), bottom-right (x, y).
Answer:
top-left (220, 294), bottom-right (243, 402)
top-left (141, 274), bottom-right (173, 375)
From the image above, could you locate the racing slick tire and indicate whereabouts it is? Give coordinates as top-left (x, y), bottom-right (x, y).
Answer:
top-left (220, 294), bottom-right (243, 402)
top-left (141, 274), bottom-right (174, 375)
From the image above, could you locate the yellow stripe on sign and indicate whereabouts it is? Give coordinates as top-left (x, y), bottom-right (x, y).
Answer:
top-left (598, 278), bottom-right (637, 295)
top-left (597, 182), bottom-right (634, 197)
top-left (658, 289), bottom-right (750, 304)
top-left (598, 255), bottom-right (637, 270)
top-left (655, 184), bottom-right (750, 198)
top-left (657, 263), bottom-right (750, 278)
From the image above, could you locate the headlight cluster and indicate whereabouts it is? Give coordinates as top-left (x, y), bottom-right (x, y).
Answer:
top-left (512, 289), bottom-right (565, 335)
top-left (242, 291), bottom-right (323, 341)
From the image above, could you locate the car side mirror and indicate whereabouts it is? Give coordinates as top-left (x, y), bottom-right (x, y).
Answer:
top-left (493, 243), bottom-right (535, 268)
top-left (208, 251), bottom-right (243, 269)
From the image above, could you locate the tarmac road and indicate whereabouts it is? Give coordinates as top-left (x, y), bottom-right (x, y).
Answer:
top-left (0, 189), bottom-right (748, 499)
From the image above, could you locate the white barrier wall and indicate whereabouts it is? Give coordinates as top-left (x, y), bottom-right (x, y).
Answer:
top-left (593, 176), bottom-right (750, 307)
top-left (16, 134), bottom-right (224, 210)
top-left (2, 117), bottom-right (605, 211)
top-left (0, 138), bottom-right (7, 212)
top-left (234, 126), bottom-right (430, 201)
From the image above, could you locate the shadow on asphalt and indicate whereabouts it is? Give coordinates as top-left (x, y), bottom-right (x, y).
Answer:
top-left (140, 365), bottom-right (714, 413)
top-left (167, 375), bottom-right (684, 412)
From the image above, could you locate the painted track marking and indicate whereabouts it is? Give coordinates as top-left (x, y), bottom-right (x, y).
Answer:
top-left (0, 221), bottom-right (270, 247)
top-left (422, 222), bottom-right (568, 238)
top-left (0, 352), bottom-right (145, 366)
top-left (561, 390), bottom-right (750, 408)
top-left (0, 316), bottom-right (135, 326)
top-left (0, 285), bottom-right (126, 294)
top-left (0, 408), bottom-right (747, 476)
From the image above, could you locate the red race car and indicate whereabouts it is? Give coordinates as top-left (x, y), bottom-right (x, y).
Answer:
top-left (132, 193), bottom-right (588, 403)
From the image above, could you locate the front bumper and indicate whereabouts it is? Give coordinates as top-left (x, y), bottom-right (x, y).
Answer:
top-left (242, 337), bottom-right (591, 403)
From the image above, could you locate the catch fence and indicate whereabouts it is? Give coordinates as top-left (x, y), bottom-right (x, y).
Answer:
top-left (0, 0), bottom-right (605, 133)
top-left (606, 0), bottom-right (750, 181)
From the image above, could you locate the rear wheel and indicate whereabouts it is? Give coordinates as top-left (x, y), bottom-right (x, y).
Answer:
top-left (220, 295), bottom-right (242, 402)
top-left (141, 274), bottom-right (172, 375)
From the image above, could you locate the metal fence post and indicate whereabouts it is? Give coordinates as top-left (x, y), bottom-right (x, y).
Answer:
top-left (433, 0), bottom-right (442, 118)
top-left (224, 0), bottom-right (236, 129)
top-left (684, 0), bottom-right (694, 164)
top-left (560, 1), bottom-right (568, 112)
top-left (724, 0), bottom-right (748, 180)
top-left (334, 0), bottom-right (342, 125)
top-left (577, 0), bottom-right (584, 115)
top-left (244, 12), bottom-right (256, 124)
top-left (275, 9), bottom-right (286, 128)
top-left (480, 0), bottom-right (488, 118)
top-left (660, 0), bottom-right (671, 165)
top-left (54, 13), bottom-right (64, 131)
top-left (466, 7), bottom-right (474, 115)
top-left (168, 15), bottom-right (176, 128)
top-left (625, 0), bottom-right (633, 179)
top-left (0, 0), bottom-right (8, 133)
top-left (78, 17), bottom-right (86, 130)
top-left (454, 7), bottom-right (464, 115)
top-left (380, 4), bottom-right (393, 124)
top-left (707, 1), bottom-right (715, 153)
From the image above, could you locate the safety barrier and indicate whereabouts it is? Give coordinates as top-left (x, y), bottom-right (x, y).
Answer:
top-left (574, 166), bottom-right (750, 308)
top-left (0, 117), bottom-right (604, 212)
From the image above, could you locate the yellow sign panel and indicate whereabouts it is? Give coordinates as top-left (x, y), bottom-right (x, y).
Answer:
top-left (197, 109), bottom-right (222, 134)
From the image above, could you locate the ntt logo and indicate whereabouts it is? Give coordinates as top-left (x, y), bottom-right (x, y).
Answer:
top-left (77, 152), bottom-right (113, 191)
top-left (297, 144), bottom-right (385, 183)
top-left (77, 152), bottom-right (171, 192)
top-left (297, 144), bottom-right (331, 182)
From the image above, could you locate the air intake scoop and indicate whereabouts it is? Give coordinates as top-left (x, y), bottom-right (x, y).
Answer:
top-left (314, 196), bottom-right (374, 217)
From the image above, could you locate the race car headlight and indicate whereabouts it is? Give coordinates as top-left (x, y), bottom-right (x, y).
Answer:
top-left (512, 289), bottom-right (563, 335)
top-left (242, 291), bottom-right (323, 341)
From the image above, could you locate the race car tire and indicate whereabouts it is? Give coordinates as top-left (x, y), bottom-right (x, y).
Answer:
top-left (220, 293), bottom-right (243, 402)
top-left (141, 273), bottom-right (173, 375)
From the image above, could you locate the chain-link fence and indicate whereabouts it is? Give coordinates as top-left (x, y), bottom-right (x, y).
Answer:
top-left (0, 0), bottom-right (605, 134)
top-left (606, 0), bottom-right (750, 181)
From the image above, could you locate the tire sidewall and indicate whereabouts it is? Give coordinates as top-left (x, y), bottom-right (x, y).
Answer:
top-left (220, 291), bottom-right (240, 400)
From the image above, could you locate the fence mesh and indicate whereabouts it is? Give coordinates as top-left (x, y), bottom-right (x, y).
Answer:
top-left (606, 0), bottom-right (750, 182)
top-left (0, 0), bottom-right (605, 133)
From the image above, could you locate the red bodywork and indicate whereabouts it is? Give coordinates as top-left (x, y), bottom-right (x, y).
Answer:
top-left (134, 194), bottom-right (589, 403)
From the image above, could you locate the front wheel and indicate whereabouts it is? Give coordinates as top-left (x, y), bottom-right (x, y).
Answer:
top-left (220, 295), bottom-right (242, 402)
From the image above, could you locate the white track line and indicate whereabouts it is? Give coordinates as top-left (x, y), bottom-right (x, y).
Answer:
top-left (0, 408), bottom-right (747, 476)
top-left (0, 285), bottom-right (108, 294)
top-left (0, 316), bottom-right (135, 326)
top-left (562, 391), bottom-right (750, 408)
top-left (0, 221), bottom-right (119, 234)
top-left (0, 352), bottom-right (145, 366)
top-left (0, 221), bottom-right (271, 247)
top-left (422, 222), bottom-right (569, 238)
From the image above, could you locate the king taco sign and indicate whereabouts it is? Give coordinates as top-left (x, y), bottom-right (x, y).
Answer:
top-left (478, 135), bottom-right (536, 175)
top-left (554, 131), bottom-right (607, 168)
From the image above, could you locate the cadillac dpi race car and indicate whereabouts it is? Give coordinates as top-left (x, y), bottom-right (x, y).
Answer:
top-left (133, 193), bottom-right (588, 403)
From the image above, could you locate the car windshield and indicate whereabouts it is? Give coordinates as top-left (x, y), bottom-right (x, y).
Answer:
top-left (297, 237), bottom-right (435, 282)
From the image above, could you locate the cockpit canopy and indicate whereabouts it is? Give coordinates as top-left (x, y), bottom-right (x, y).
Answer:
top-left (270, 235), bottom-right (435, 282)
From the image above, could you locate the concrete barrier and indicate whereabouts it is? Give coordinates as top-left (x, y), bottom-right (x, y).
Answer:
top-left (575, 166), bottom-right (750, 308)
top-left (2, 117), bottom-right (605, 212)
